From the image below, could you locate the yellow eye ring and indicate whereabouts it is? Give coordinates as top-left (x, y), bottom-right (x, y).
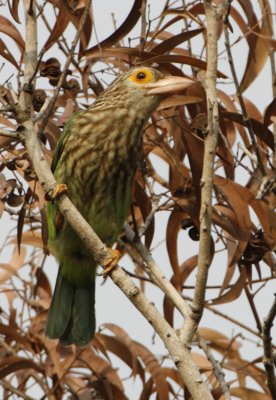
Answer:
top-left (128, 68), bottom-right (155, 84)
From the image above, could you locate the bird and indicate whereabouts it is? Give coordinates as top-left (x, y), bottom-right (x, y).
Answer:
top-left (45, 66), bottom-right (193, 347)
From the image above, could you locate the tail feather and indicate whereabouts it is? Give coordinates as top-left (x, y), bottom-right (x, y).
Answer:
top-left (45, 266), bottom-right (96, 347)
top-left (60, 283), bottom-right (96, 347)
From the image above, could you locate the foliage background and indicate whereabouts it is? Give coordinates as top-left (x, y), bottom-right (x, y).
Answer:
top-left (0, 0), bottom-right (275, 399)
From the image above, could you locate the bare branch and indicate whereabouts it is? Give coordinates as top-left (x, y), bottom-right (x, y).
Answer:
top-left (198, 336), bottom-right (232, 400)
top-left (124, 222), bottom-right (192, 320)
top-left (182, 0), bottom-right (221, 344)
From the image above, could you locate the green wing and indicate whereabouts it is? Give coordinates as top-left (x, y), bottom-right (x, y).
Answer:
top-left (48, 112), bottom-right (80, 242)
top-left (51, 112), bottom-right (80, 173)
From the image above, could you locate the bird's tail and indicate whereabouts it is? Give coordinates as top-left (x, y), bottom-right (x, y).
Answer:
top-left (45, 266), bottom-right (96, 347)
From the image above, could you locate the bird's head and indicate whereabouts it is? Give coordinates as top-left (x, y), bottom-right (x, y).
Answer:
top-left (96, 66), bottom-right (194, 117)
top-left (124, 66), bottom-right (193, 96)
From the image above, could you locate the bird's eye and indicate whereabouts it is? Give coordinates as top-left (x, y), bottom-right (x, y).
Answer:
top-left (136, 71), bottom-right (146, 80)
top-left (128, 68), bottom-right (155, 85)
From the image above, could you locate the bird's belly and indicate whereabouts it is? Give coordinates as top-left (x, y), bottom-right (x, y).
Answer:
top-left (61, 161), bottom-right (133, 250)
top-left (85, 170), bottom-right (133, 246)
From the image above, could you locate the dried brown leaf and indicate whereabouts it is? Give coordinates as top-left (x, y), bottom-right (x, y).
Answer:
top-left (243, 97), bottom-right (263, 122)
top-left (0, 175), bottom-right (16, 199)
top-left (0, 322), bottom-right (33, 351)
top-left (191, 352), bottom-right (212, 371)
top-left (198, 328), bottom-right (241, 358)
top-left (7, 0), bottom-right (21, 24)
top-left (43, 8), bottom-right (69, 50)
top-left (209, 268), bottom-right (247, 305)
top-left (97, 333), bottom-right (145, 382)
top-left (158, 94), bottom-right (202, 110)
top-left (17, 204), bottom-right (26, 252)
top-left (264, 97), bottom-right (276, 129)
top-left (152, 28), bottom-right (204, 55)
top-left (166, 210), bottom-right (185, 287)
top-left (230, 387), bottom-right (270, 399)
top-left (226, 357), bottom-right (269, 392)
top-left (0, 16), bottom-right (24, 51)
top-left (0, 115), bottom-right (16, 128)
top-left (239, 0), bottom-right (273, 92)
top-left (0, 356), bottom-right (43, 379)
top-left (80, 349), bottom-right (126, 397)
top-left (84, 46), bottom-right (227, 78)
top-left (214, 176), bottom-right (252, 267)
top-left (0, 246), bottom-right (26, 283)
top-left (181, 122), bottom-right (204, 204)
top-left (0, 200), bottom-right (4, 218)
top-left (131, 341), bottom-right (169, 400)
top-left (223, 111), bottom-right (274, 150)
top-left (46, 0), bottom-right (92, 53)
top-left (163, 8), bottom-right (202, 25)
top-left (82, 0), bottom-right (143, 57)
top-left (9, 230), bottom-right (43, 249)
top-left (35, 268), bottom-right (52, 298)
top-left (164, 254), bottom-right (198, 326)
top-left (139, 378), bottom-right (154, 400)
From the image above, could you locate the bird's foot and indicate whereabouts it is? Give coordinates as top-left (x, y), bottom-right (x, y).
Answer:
top-left (51, 183), bottom-right (68, 199)
top-left (100, 249), bottom-right (122, 279)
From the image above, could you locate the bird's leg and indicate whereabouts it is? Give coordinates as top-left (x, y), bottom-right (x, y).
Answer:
top-left (101, 249), bottom-right (122, 278)
top-left (51, 183), bottom-right (68, 199)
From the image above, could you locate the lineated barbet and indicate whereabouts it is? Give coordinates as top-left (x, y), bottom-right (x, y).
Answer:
top-left (45, 66), bottom-right (192, 347)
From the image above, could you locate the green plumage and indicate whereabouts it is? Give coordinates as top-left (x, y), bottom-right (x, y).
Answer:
top-left (45, 67), bottom-right (164, 347)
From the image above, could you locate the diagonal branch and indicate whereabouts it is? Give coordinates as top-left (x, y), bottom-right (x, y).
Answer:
top-left (198, 335), bottom-right (232, 400)
top-left (124, 222), bottom-right (191, 320)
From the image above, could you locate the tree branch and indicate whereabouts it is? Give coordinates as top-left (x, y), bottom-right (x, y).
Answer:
top-left (182, 0), bottom-right (220, 344)
top-left (124, 222), bottom-right (192, 320)
top-left (198, 336), bottom-right (232, 400)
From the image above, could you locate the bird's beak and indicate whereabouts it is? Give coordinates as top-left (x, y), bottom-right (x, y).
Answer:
top-left (144, 75), bottom-right (194, 95)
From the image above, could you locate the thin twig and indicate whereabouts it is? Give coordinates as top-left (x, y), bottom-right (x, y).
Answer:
top-left (0, 129), bottom-right (20, 139)
top-left (184, 275), bottom-right (276, 290)
top-left (124, 222), bottom-right (192, 320)
top-left (244, 284), bottom-right (263, 333)
top-left (198, 336), bottom-right (232, 400)
top-left (183, 294), bottom-right (265, 341)
top-left (262, 295), bottom-right (276, 399)
top-left (140, 0), bottom-right (148, 49)
top-left (139, 200), bottom-right (159, 237)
